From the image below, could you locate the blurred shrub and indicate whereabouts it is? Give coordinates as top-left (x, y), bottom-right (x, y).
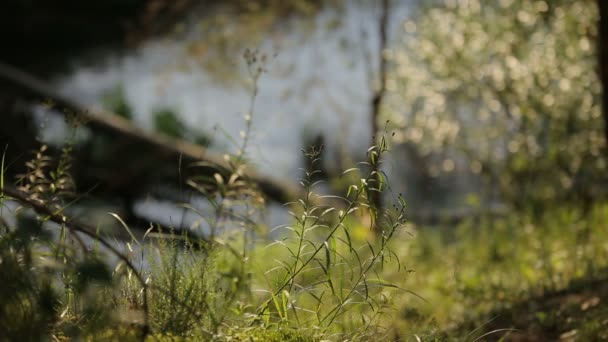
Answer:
top-left (388, 0), bottom-right (605, 210)
top-left (153, 108), bottom-right (186, 138)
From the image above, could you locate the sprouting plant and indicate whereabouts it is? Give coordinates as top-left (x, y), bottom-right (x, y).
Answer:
top-left (256, 134), bottom-right (411, 339)
top-left (16, 144), bottom-right (54, 206)
top-left (16, 105), bottom-right (82, 210)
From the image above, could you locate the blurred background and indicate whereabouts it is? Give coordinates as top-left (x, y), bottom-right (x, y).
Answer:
top-left (4, 0), bottom-right (604, 231)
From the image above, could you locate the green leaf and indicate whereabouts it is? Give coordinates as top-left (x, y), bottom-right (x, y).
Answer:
top-left (108, 212), bottom-right (139, 245)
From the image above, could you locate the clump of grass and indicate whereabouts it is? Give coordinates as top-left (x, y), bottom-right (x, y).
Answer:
top-left (146, 236), bottom-right (219, 338)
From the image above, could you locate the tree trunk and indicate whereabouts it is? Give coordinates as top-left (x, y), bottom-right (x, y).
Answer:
top-left (369, 0), bottom-right (389, 223)
top-left (598, 0), bottom-right (608, 147)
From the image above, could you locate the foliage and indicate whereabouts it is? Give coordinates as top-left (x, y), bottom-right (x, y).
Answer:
top-left (0, 139), bottom-right (402, 340)
top-left (387, 0), bottom-right (606, 209)
top-left (5, 155), bottom-right (608, 341)
top-left (152, 108), bottom-right (214, 147)
top-left (153, 108), bottom-right (186, 139)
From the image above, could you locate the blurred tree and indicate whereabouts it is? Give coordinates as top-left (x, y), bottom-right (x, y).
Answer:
top-left (387, 0), bottom-right (606, 212)
top-left (0, 0), bottom-right (330, 75)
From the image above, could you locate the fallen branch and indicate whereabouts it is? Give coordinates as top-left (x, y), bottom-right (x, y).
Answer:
top-left (0, 61), bottom-right (301, 204)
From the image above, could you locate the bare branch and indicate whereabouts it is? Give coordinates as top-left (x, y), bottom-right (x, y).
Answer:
top-left (0, 61), bottom-right (302, 205)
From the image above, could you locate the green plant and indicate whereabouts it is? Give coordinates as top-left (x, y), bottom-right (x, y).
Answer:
top-left (253, 135), bottom-right (411, 340)
top-left (146, 236), bottom-right (218, 338)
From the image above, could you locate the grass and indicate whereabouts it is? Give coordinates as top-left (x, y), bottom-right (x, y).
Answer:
top-left (3, 139), bottom-right (608, 341)
top-left (386, 204), bottom-right (608, 341)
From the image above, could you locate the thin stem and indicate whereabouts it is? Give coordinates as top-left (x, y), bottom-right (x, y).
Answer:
top-left (258, 162), bottom-right (380, 317)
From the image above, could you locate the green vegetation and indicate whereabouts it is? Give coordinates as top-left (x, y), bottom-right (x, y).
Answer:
top-left (2, 1), bottom-right (608, 340)
top-left (387, 204), bottom-right (608, 340)
top-left (150, 108), bottom-right (213, 147)
top-left (153, 108), bottom-right (186, 139)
